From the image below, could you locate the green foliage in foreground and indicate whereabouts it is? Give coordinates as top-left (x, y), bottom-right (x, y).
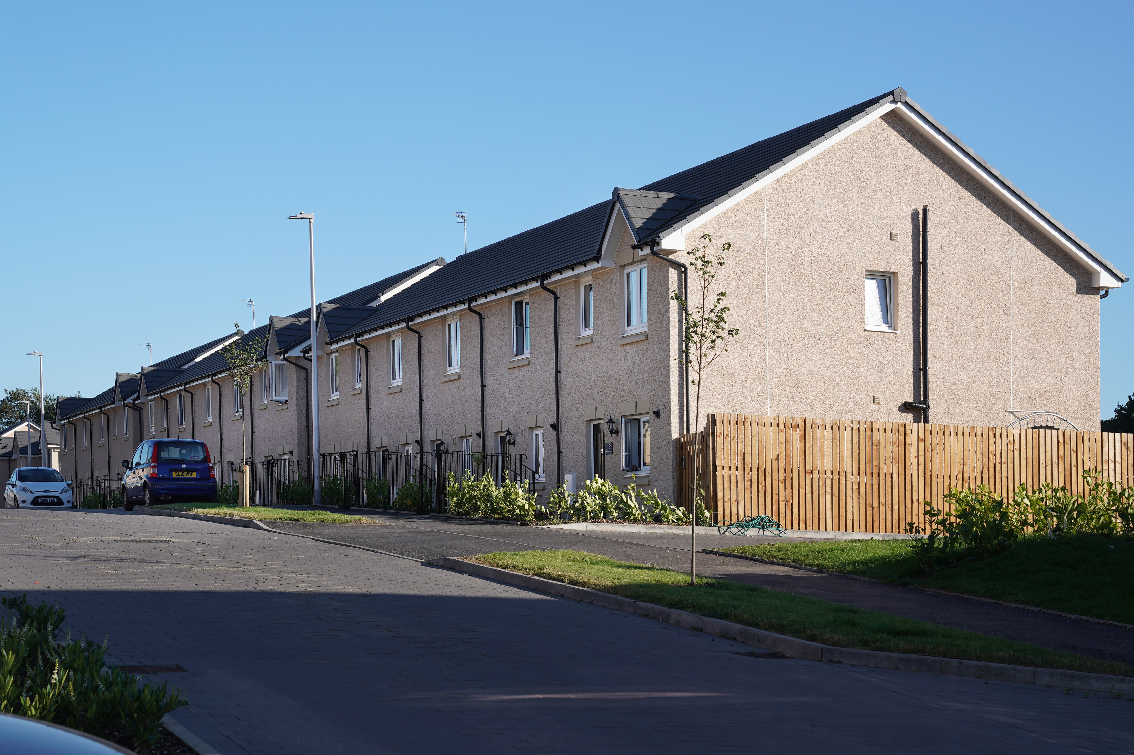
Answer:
top-left (0, 595), bottom-right (186, 751)
top-left (544, 477), bottom-right (712, 525)
top-left (151, 503), bottom-right (376, 524)
top-left (447, 473), bottom-right (538, 522)
top-left (718, 534), bottom-right (1134, 625)
top-left (472, 550), bottom-right (1133, 677)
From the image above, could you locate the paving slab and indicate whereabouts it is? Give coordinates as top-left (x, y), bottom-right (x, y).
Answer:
top-left (1, 509), bottom-right (1130, 755)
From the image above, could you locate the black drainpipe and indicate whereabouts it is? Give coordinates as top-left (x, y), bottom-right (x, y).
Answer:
top-left (87, 416), bottom-right (94, 484)
top-left (404, 320), bottom-right (425, 515)
top-left (466, 300), bottom-right (487, 454)
top-left (98, 408), bottom-right (112, 483)
top-left (185, 388), bottom-right (195, 439)
top-left (66, 420), bottom-right (78, 484)
top-left (647, 245), bottom-right (691, 435)
top-left (209, 378), bottom-right (225, 475)
top-left (903, 205), bottom-right (930, 421)
top-left (353, 338), bottom-right (372, 469)
top-left (284, 357), bottom-right (310, 476)
top-left (538, 278), bottom-right (563, 488)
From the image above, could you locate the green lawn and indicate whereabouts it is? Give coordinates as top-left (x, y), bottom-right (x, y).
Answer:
top-left (472, 549), bottom-right (1132, 677)
top-left (150, 503), bottom-right (379, 524)
top-left (715, 534), bottom-right (1134, 625)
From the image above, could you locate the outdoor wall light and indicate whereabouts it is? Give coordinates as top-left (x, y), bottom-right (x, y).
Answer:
top-left (504, 429), bottom-right (516, 446)
top-left (605, 416), bottom-right (619, 436)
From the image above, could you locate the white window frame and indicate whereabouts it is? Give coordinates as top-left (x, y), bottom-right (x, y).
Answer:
top-left (621, 414), bottom-right (651, 475)
top-left (390, 337), bottom-right (403, 386)
top-left (205, 384), bottom-right (213, 422)
top-left (148, 401), bottom-right (155, 432)
top-left (531, 429), bottom-right (545, 482)
top-left (83, 419), bottom-right (89, 448)
top-left (176, 394), bottom-right (186, 427)
top-left (512, 298), bottom-right (530, 358)
top-left (329, 352), bottom-right (340, 399)
top-left (864, 271), bottom-right (896, 332)
top-left (273, 362), bottom-right (289, 401)
top-left (99, 414), bottom-right (106, 444)
top-left (624, 263), bottom-right (648, 334)
top-left (63, 425), bottom-right (69, 451)
top-left (446, 319), bottom-right (461, 373)
top-left (261, 367), bottom-right (270, 404)
top-left (579, 279), bottom-right (594, 336)
top-left (123, 409), bottom-right (129, 438)
top-left (354, 348), bottom-right (364, 389)
top-left (233, 382), bottom-right (243, 416)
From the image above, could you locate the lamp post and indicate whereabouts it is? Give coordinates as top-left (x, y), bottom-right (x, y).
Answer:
top-left (27, 353), bottom-right (44, 467)
top-left (19, 400), bottom-right (31, 468)
top-left (242, 299), bottom-right (256, 329)
top-left (451, 212), bottom-right (468, 255)
top-left (288, 212), bottom-right (320, 505)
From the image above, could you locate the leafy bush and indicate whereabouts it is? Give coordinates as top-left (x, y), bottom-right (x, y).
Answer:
top-left (544, 478), bottom-right (710, 525)
top-left (364, 478), bottom-right (390, 509)
top-left (0, 595), bottom-right (187, 752)
top-left (321, 475), bottom-right (357, 508)
top-left (906, 472), bottom-right (1134, 572)
top-left (392, 480), bottom-right (432, 511)
top-left (279, 476), bottom-right (313, 506)
top-left (217, 484), bottom-right (239, 505)
top-left (446, 473), bottom-right (538, 523)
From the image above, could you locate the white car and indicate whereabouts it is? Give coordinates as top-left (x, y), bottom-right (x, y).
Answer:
top-left (4, 467), bottom-right (74, 509)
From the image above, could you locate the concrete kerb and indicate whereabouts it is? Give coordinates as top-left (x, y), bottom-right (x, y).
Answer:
top-left (545, 522), bottom-right (907, 539)
top-left (432, 556), bottom-right (1134, 696)
top-left (162, 714), bottom-right (222, 755)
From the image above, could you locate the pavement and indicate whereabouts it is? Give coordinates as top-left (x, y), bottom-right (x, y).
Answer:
top-left (0, 508), bottom-right (1131, 754)
top-left (268, 511), bottom-right (1134, 666)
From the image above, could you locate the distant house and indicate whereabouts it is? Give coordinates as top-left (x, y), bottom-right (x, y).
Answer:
top-left (0, 421), bottom-right (60, 478)
top-left (59, 88), bottom-right (1126, 507)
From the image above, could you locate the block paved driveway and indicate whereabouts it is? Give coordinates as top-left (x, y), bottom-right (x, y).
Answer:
top-left (0, 510), bottom-right (1131, 755)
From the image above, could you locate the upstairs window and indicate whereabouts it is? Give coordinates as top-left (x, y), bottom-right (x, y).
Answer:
top-left (176, 394), bottom-right (186, 427)
top-left (624, 264), bottom-right (647, 332)
top-left (512, 299), bottom-right (530, 357)
top-left (390, 337), bottom-right (403, 385)
top-left (233, 382), bottom-right (243, 416)
top-left (354, 348), bottom-right (364, 389)
top-left (865, 272), bottom-right (895, 332)
top-left (446, 320), bottom-right (461, 373)
top-left (273, 362), bottom-right (289, 401)
top-left (83, 420), bottom-right (89, 448)
top-left (580, 281), bottom-right (594, 335)
top-left (124, 409), bottom-right (128, 437)
top-left (205, 384), bottom-right (213, 421)
top-left (99, 415), bottom-right (106, 444)
top-left (113, 409), bottom-right (118, 438)
top-left (63, 425), bottom-right (69, 451)
top-left (262, 368), bottom-right (271, 404)
top-left (329, 352), bottom-right (340, 399)
top-left (148, 401), bottom-right (155, 431)
top-left (622, 414), bottom-right (651, 474)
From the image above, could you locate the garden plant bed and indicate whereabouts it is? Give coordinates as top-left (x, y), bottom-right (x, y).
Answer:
top-left (470, 549), bottom-right (1134, 678)
top-left (713, 534), bottom-right (1134, 625)
top-left (150, 503), bottom-right (382, 524)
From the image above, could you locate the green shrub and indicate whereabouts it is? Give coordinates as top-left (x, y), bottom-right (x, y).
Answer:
top-left (279, 476), bottom-right (313, 506)
top-left (446, 473), bottom-right (538, 522)
top-left (364, 478), bottom-right (391, 509)
top-left (0, 595), bottom-right (186, 751)
top-left (544, 479), bottom-right (710, 525)
top-left (392, 480), bottom-right (432, 511)
top-left (217, 484), bottom-right (239, 505)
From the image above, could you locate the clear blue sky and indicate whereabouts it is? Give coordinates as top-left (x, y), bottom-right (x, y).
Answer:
top-left (2, 1), bottom-right (1130, 419)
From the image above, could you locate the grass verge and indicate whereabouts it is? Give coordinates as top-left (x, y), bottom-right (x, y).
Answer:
top-left (472, 549), bottom-right (1133, 677)
top-left (714, 534), bottom-right (1134, 625)
top-left (150, 503), bottom-right (378, 524)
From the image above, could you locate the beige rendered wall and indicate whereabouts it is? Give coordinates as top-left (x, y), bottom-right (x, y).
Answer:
top-left (686, 111), bottom-right (1102, 431)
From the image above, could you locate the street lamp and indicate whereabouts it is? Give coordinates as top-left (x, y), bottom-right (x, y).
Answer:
top-left (242, 299), bottom-right (256, 329)
top-left (288, 212), bottom-right (320, 505)
top-left (27, 352), bottom-right (44, 467)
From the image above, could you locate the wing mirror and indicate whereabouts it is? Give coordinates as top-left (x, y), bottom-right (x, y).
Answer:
top-left (121, 460), bottom-right (130, 468)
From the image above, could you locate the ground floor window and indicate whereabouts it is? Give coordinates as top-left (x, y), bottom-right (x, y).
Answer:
top-left (531, 429), bottom-right (544, 481)
top-left (622, 415), bottom-right (650, 474)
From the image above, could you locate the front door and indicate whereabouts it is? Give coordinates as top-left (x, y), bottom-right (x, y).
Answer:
top-left (589, 422), bottom-right (604, 480)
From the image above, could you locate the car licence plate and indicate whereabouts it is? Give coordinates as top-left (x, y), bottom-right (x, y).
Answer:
top-left (171, 470), bottom-right (196, 478)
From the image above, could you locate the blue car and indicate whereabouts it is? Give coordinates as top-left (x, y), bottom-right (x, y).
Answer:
top-left (123, 439), bottom-right (217, 510)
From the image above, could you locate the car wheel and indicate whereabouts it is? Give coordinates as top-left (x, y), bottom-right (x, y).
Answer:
top-left (143, 485), bottom-right (154, 508)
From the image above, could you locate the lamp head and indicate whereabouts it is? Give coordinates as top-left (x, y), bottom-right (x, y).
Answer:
top-left (288, 212), bottom-right (314, 220)
top-left (27, 351), bottom-right (42, 357)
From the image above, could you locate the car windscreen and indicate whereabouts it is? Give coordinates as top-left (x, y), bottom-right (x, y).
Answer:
top-left (17, 469), bottom-right (65, 483)
top-left (156, 442), bottom-right (208, 462)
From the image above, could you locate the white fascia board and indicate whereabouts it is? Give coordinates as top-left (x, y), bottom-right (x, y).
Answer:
top-left (187, 335), bottom-right (241, 366)
top-left (369, 262), bottom-right (445, 305)
top-left (328, 261), bottom-right (605, 348)
top-left (893, 103), bottom-right (1122, 289)
top-left (656, 103), bottom-right (900, 251)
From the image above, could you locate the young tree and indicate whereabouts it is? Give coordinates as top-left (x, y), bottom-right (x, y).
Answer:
top-left (220, 326), bottom-right (267, 505)
top-left (672, 233), bottom-right (740, 431)
top-left (1102, 393), bottom-right (1134, 433)
top-left (0, 388), bottom-right (60, 427)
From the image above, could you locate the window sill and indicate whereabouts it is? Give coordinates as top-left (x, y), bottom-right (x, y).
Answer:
top-left (622, 473), bottom-right (650, 486)
top-left (865, 325), bottom-right (897, 333)
top-left (508, 356), bottom-right (531, 369)
top-left (326, 397), bottom-right (340, 407)
top-left (575, 335), bottom-right (593, 346)
top-left (620, 331), bottom-right (648, 345)
top-left (441, 371), bottom-right (460, 383)
top-left (203, 420), bottom-right (213, 427)
top-left (275, 401), bottom-right (289, 411)
top-left (178, 425), bottom-right (187, 432)
top-left (387, 384), bottom-right (403, 394)
top-left (532, 480), bottom-right (546, 492)
top-left (351, 387), bottom-right (363, 395)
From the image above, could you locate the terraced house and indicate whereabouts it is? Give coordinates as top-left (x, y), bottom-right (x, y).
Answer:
top-left (59, 88), bottom-right (1125, 508)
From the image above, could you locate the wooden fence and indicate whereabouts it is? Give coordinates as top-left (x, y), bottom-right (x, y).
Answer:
top-left (676, 414), bottom-right (1134, 533)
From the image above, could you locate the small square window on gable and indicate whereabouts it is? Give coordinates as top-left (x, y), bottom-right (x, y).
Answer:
top-left (864, 272), bottom-right (895, 332)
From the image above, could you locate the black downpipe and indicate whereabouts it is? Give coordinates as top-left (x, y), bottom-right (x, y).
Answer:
top-left (902, 205), bottom-right (930, 422)
top-left (184, 389), bottom-right (195, 439)
top-left (128, 402), bottom-right (143, 454)
top-left (284, 357), bottom-right (310, 475)
top-left (209, 378), bottom-right (225, 476)
top-left (66, 420), bottom-right (78, 484)
top-left (648, 247), bottom-right (691, 435)
top-left (466, 300), bottom-right (487, 454)
top-left (88, 415), bottom-right (94, 484)
top-left (405, 320), bottom-right (425, 515)
top-left (353, 338), bottom-right (372, 470)
top-left (160, 398), bottom-right (170, 438)
top-left (538, 279), bottom-right (563, 488)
